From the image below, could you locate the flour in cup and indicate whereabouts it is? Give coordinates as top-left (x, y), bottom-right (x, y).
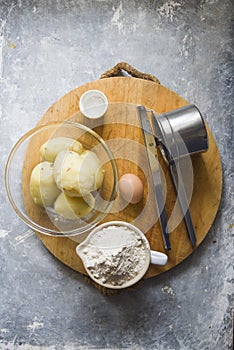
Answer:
top-left (82, 225), bottom-right (149, 286)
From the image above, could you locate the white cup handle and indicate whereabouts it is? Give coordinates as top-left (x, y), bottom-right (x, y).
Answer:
top-left (150, 250), bottom-right (168, 266)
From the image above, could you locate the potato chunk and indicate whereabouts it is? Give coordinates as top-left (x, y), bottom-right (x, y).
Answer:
top-left (40, 137), bottom-right (83, 162)
top-left (54, 192), bottom-right (95, 220)
top-left (80, 150), bottom-right (105, 190)
top-left (53, 150), bottom-right (104, 197)
top-left (30, 161), bottom-right (60, 207)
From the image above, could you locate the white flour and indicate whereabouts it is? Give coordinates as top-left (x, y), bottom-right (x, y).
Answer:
top-left (82, 225), bottom-right (148, 286)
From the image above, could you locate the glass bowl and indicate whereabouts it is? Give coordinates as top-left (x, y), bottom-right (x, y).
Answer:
top-left (5, 121), bottom-right (118, 237)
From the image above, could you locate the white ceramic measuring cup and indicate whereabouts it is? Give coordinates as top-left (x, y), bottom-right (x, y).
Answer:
top-left (76, 221), bottom-right (168, 289)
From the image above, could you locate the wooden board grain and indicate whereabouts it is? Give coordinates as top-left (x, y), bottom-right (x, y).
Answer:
top-left (27, 77), bottom-right (222, 279)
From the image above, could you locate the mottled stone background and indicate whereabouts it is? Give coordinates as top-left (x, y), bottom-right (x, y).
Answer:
top-left (0, 0), bottom-right (233, 349)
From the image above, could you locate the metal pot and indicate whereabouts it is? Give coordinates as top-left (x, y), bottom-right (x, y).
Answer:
top-left (153, 104), bottom-right (208, 162)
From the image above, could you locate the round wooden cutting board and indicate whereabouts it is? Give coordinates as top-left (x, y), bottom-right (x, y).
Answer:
top-left (32, 77), bottom-right (222, 280)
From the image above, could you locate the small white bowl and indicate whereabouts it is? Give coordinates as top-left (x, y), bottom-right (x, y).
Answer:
top-left (76, 221), bottom-right (168, 289)
top-left (79, 90), bottom-right (108, 119)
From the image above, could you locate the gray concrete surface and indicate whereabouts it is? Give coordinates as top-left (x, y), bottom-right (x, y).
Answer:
top-left (0, 0), bottom-right (233, 349)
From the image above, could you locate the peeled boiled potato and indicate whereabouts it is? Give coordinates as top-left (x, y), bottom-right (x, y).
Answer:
top-left (80, 150), bottom-right (105, 190)
top-left (30, 161), bottom-right (60, 207)
top-left (40, 137), bottom-right (83, 162)
top-left (53, 151), bottom-right (87, 196)
top-left (53, 150), bottom-right (105, 197)
top-left (54, 192), bottom-right (95, 220)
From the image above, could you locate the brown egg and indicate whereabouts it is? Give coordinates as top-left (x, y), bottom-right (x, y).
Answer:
top-left (118, 173), bottom-right (144, 204)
